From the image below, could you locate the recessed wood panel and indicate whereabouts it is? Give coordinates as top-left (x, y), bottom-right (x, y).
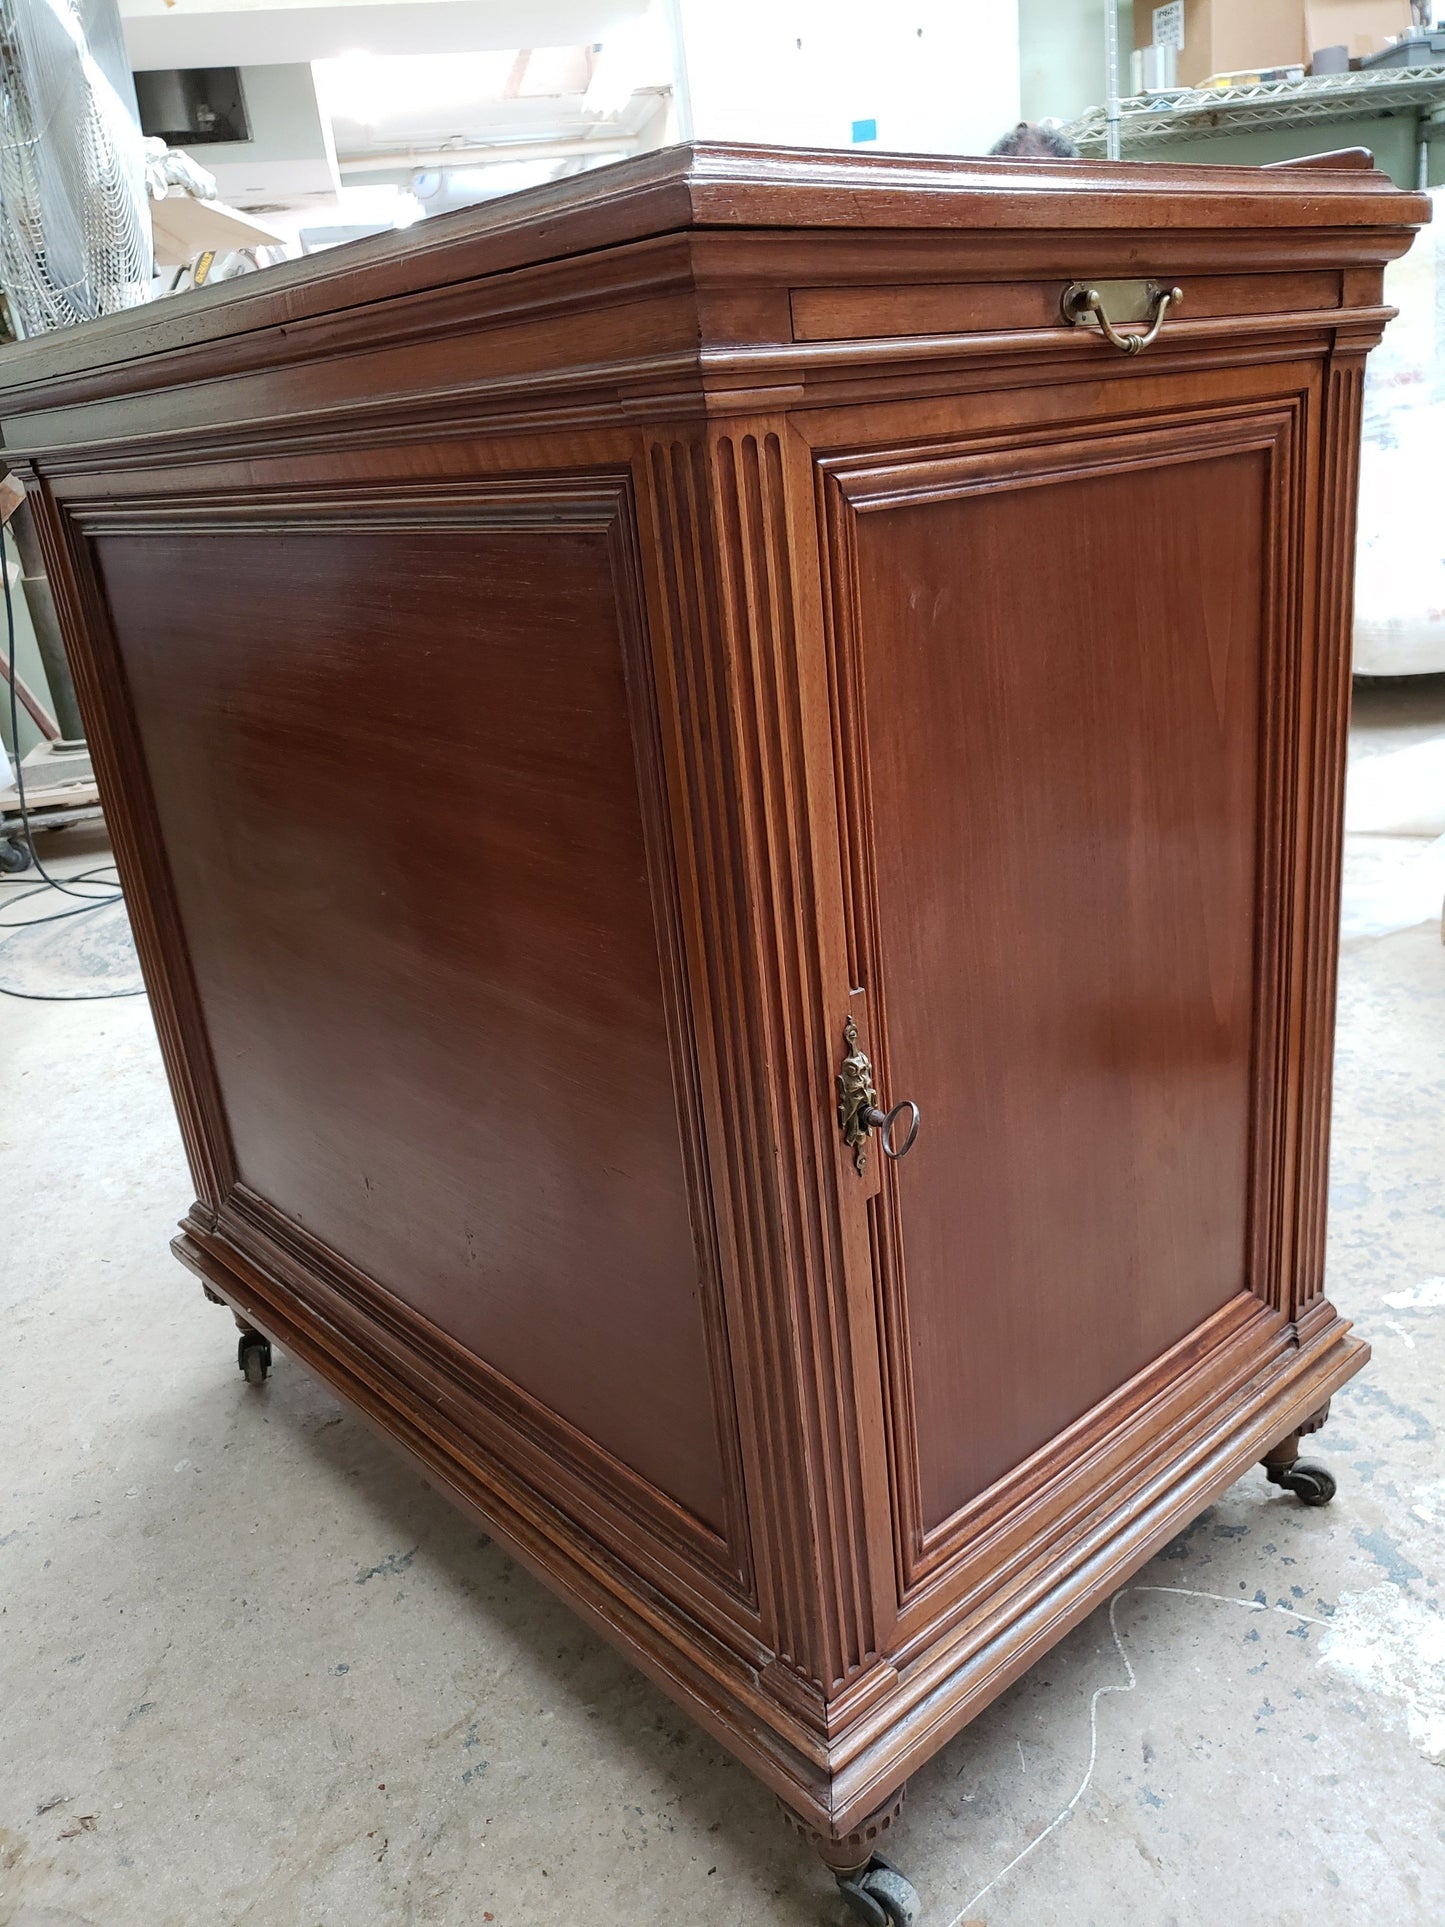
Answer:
top-left (92, 511), bottom-right (730, 1532)
top-left (851, 448), bottom-right (1267, 1529)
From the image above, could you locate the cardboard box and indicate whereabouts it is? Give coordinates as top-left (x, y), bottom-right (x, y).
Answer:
top-left (1302, 0), bottom-right (1411, 63)
top-left (1134, 0), bottom-right (1412, 88)
top-left (1134, 0), bottom-right (1305, 90)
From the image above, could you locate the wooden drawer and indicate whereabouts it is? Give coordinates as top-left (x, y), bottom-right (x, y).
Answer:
top-left (790, 269), bottom-right (1343, 342)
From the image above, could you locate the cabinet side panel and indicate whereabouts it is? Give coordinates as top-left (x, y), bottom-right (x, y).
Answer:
top-left (853, 449), bottom-right (1267, 1528)
top-left (90, 518), bottom-right (730, 1533)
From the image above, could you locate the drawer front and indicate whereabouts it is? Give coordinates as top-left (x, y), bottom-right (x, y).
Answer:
top-left (791, 270), bottom-right (1342, 343)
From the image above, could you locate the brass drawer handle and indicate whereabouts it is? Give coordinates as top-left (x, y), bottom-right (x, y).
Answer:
top-left (1063, 280), bottom-right (1183, 355)
top-left (837, 1017), bottom-right (920, 1175)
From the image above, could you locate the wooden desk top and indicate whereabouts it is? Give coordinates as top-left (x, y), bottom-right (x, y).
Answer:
top-left (0, 141), bottom-right (1429, 402)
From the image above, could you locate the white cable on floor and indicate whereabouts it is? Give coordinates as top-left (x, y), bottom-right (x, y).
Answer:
top-left (946, 1584), bottom-right (1329, 1925)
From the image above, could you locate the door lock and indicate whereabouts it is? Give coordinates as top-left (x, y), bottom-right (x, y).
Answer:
top-left (837, 1016), bottom-right (921, 1176)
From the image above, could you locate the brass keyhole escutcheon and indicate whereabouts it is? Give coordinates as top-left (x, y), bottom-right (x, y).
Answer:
top-left (836, 1016), bottom-right (921, 1176)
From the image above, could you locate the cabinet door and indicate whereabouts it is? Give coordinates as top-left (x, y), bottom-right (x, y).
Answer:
top-left (821, 397), bottom-right (1307, 1586)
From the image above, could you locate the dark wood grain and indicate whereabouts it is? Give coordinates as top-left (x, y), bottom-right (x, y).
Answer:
top-left (0, 144), bottom-right (1422, 1855)
top-left (93, 504), bottom-right (732, 1533)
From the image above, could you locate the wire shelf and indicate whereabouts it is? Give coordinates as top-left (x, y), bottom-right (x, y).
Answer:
top-left (1067, 66), bottom-right (1445, 153)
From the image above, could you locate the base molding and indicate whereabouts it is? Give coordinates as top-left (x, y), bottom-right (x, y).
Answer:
top-left (822, 1324), bottom-right (1364, 1829)
top-left (780, 1786), bottom-right (908, 1874)
top-left (176, 1218), bottom-right (1365, 1841)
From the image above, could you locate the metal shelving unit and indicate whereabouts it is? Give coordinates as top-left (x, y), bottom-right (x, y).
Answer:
top-left (1067, 66), bottom-right (1445, 154)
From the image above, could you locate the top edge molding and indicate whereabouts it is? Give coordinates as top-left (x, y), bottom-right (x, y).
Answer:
top-left (0, 140), bottom-right (1429, 402)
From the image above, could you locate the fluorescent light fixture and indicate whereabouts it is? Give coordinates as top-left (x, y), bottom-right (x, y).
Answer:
top-left (315, 50), bottom-right (519, 130)
top-left (442, 158), bottom-right (569, 197)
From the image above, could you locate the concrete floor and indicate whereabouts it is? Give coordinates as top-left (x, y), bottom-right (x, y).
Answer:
top-left (3, 680), bottom-right (1444, 1927)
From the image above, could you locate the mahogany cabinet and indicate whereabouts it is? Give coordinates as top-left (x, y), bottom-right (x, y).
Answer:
top-left (0, 144), bottom-right (1425, 1922)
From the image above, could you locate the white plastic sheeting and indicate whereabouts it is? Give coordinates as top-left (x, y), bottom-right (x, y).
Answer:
top-left (1354, 187), bottom-right (1445, 677)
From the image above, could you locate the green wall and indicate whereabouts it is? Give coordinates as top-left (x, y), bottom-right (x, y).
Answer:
top-left (1021, 0), bottom-right (1134, 124)
top-left (1132, 114), bottom-right (1441, 186)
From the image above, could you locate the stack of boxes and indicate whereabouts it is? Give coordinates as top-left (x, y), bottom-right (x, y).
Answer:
top-left (1133, 0), bottom-right (1417, 90)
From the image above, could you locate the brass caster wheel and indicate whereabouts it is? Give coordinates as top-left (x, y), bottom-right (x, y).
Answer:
top-left (237, 1331), bottom-right (272, 1385)
top-left (1266, 1459), bottom-right (1336, 1507)
top-left (835, 1854), bottom-right (921, 1927)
